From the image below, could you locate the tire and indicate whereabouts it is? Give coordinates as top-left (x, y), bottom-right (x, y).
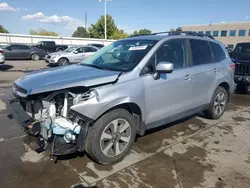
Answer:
top-left (245, 86), bottom-right (250, 95)
top-left (56, 48), bottom-right (63, 52)
top-left (85, 109), bottom-right (136, 164)
top-left (203, 86), bottom-right (228, 119)
top-left (58, 58), bottom-right (69, 66)
top-left (31, 53), bottom-right (40, 61)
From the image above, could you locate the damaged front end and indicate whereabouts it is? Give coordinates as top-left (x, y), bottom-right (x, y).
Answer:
top-left (9, 87), bottom-right (95, 156)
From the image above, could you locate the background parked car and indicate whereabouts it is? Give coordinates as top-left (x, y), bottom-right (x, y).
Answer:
top-left (88, 43), bottom-right (105, 49)
top-left (33, 41), bottom-right (68, 53)
top-left (45, 45), bottom-right (98, 66)
top-left (0, 49), bottom-right (5, 64)
top-left (3, 44), bottom-right (46, 60)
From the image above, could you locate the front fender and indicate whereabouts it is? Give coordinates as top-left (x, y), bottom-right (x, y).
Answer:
top-left (71, 96), bottom-right (144, 121)
top-left (97, 96), bottom-right (144, 120)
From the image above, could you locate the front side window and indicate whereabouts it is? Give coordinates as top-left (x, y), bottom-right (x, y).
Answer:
top-left (210, 42), bottom-right (226, 62)
top-left (229, 30), bottom-right (236, 36)
top-left (156, 39), bottom-right (186, 69)
top-left (234, 43), bottom-right (250, 55)
top-left (189, 39), bottom-right (213, 65)
top-left (75, 47), bottom-right (85, 53)
top-left (221, 30), bottom-right (227, 37)
top-left (213, 31), bottom-right (219, 37)
top-left (81, 39), bottom-right (157, 72)
top-left (239, 29), bottom-right (246, 36)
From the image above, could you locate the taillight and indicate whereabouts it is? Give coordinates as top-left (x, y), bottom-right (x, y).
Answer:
top-left (230, 63), bottom-right (235, 71)
top-left (0, 50), bottom-right (4, 54)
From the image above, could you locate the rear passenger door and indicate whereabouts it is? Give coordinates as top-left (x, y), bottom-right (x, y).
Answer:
top-left (84, 47), bottom-right (98, 58)
top-left (18, 45), bottom-right (31, 59)
top-left (188, 39), bottom-right (217, 106)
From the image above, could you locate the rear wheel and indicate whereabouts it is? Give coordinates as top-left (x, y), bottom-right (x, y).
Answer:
top-left (85, 109), bottom-right (136, 164)
top-left (31, 53), bottom-right (40, 61)
top-left (203, 86), bottom-right (228, 119)
top-left (58, 58), bottom-right (69, 66)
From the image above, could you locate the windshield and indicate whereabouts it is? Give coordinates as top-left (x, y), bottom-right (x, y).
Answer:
top-left (64, 46), bottom-right (78, 52)
top-left (234, 43), bottom-right (250, 55)
top-left (80, 39), bottom-right (157, 71)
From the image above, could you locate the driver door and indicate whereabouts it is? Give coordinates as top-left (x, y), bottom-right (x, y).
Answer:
top-left (142, 39), bottom-right (195, 128)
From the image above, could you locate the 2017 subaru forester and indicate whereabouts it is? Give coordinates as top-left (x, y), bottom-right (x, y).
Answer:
top-left (9, 32), bottom-right (235, 164)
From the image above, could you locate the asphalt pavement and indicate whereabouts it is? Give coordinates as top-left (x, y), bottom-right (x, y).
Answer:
top-left (0, 60), bottom-right (250, 188)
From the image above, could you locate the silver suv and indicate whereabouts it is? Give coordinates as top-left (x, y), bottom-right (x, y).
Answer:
top-left (9, 32), bottom-right (235, 164)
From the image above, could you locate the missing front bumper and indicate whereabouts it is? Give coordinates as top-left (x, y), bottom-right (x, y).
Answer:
top-left (8, 100), bottom-right (90, 156)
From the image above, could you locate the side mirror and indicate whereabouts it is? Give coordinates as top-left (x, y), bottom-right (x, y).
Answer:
top-left (153, 62), bottom-right (173, 80)
top-left (73, 51), bottom-right (78, 54)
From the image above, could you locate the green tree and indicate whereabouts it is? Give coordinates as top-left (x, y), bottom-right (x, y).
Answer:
top-left (0, 25), bottom-right (9, 33)
top-left (72, 27), bottom-right (90, 38)
top-left (89, 14), bottom-right (118, 39)
top-left (176, 27), bottom-right (182, 32)
top-left (132, 29), bottom-right (152, 35)
top-left (111, 29), bottom-right (129, 40)
top-left (29, 28), bottom-right (58, 36)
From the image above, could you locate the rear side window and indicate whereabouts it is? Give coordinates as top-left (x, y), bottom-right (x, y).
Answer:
top-left (189, 39), bottom-right (213, 65)
top-left (19, 45), bottom-right (30, 50)
top-left (210, 42), bottom-right (226, 62)
top-left (45, 42), bottom-right (55, 47)
top-left (85, 47), bottom-right (97, 52)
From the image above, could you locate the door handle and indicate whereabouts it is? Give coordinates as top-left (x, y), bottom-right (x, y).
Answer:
top-left (184, 74), bottom-right (192, 80)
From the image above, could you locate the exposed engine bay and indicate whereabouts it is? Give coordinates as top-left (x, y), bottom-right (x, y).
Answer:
top-left (10, 87), bottom-right (94, 156)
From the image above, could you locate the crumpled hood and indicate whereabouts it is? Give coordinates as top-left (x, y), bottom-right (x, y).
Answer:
top-left (15, 64), bottom-right (120, 95)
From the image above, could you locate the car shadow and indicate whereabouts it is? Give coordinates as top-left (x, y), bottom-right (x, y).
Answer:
top-left (0, 64), bottom-right (14, 71)
top-left (235, 84), bottom-right (248, 94)
top-left (141, 114), bottom-right (199, 138)
top-left (73, 184), bottom-right (97, 188)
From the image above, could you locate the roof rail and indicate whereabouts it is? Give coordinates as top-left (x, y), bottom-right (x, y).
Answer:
top-left (128, 31), bottom-right (215, 40)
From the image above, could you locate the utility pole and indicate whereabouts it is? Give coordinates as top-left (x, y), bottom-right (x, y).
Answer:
top-left (85, 12), bottom-right (87, 30)
top-left (99, 0), bottom-right (112, 40)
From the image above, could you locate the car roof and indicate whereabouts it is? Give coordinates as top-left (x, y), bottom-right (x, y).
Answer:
top-left (125, 34), bottom-right (167, 41)
top-left (124, 31), bottom-right (216, 42)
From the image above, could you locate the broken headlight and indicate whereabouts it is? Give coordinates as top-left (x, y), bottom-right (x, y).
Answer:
top-left (73, 89), bottom-right (99, 104)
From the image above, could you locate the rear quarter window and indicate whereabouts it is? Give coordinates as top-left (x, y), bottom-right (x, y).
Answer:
top-left (210, 42), bottom-right (226, 62)
top-left (189, 39), bottom-right (213, 65)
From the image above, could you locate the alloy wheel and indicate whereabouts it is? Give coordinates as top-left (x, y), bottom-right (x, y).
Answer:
top-left (100, 119), bottom-right (131, 157)
top-left (214, 91), bottom-right (226, 116)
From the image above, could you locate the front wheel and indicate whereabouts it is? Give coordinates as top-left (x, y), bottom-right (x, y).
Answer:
top-left (31, 53), bottom-right (40, 61)
top-left (58, 58), bottom-right (69, 66)
top-left (203, 86), bottom-right (228, 119)
top-left (85, 109), bottom-right (136, 164)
